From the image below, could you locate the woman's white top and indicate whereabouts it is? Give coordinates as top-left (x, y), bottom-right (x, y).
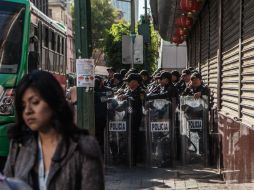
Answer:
top-left (38, 137), bottom-right (48, 190)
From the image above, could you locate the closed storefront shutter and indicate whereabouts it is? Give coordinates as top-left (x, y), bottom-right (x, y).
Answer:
top-left (200, 5), bottom-right (209, 85)
top-left (187, 37), bottom-right (191, 67)
top-left (208, 0), bottom-right (219, 107)
top-left (221, 0), bottom-right (240, 117)
top-left (191, 30), bottom-right (196, 67)
top-left (195, 21), bottom-right (200, 70)
top-left (241, 1), bottom-right (254, 126)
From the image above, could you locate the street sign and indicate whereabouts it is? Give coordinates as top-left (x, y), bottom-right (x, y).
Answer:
top-left (138, 23), bottom-right (150, 44)
top-left (122, 35), bottom-right (143, 65)
top-left (76, 59), bottom-right (95, 88)
top-left (134, 35), bottom-right (143, 64)
top-left (122, 35), bottom-right (132, 64)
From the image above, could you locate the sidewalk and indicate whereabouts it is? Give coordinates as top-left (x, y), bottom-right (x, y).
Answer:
top-left (105, 164), bottom-right (254, 190)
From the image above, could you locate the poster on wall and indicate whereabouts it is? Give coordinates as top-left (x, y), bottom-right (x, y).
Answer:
top-left (76, 59), bottom-right (95, 88)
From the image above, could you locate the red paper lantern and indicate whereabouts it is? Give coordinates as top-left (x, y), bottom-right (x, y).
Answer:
top-left (171, 35), bottom-right (184, 45)
top-left (191, 0), bottom-right (200, 13)
top-left (180, 0), bottom-right (200, 13)
top-left (175, 28), bottom-right (187, 36)
top-left (175, 17), bottom-right (182, 26)
top-left (175, 16), bottom-right (193, 29)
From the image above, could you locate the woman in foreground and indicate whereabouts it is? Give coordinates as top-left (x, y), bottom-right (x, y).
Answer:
top-left (4, 71), bottom-right (104, 190)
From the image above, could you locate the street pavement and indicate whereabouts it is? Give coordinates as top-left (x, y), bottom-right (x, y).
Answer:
top-left (105, 164), bottom-right (254, 190)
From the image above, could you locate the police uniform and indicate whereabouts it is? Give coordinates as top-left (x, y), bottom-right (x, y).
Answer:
top-left (175, 80), bottom-right (189, 95)
top-left (175, 69), bottom-right (192, 95)
top-left (94, 77), bottom-right (113, 153)
top-left (147, 72), bottom-right (178, 101)
top-left (123, 74), bottom-right (145, 164)
top-left (182, 72), bottom-right (210, 97)
top-left (182, 84), bottom-right (210, 97)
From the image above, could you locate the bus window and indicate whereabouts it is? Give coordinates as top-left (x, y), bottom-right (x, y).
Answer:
top-left (48, 30), bottom-right (52, 50)
top-left (59, 37), bottom-right (64, 73)
top-left (0, 1), bottom-right (25, 74)
top-left (51, 31), bottom-right (55, 51)
top-left (63, 38), bottom-right (66, 73)
top-left (37, 21), bottom-right (42, 69)
top-left (44, 26), bottom-right (49, 48)
top-left (54, 35), bottom-right (57, 72)
top-left (34, 26), bottom-right (38, 38)
top-left (45, 27), bottom-right (50, 70)
top-left (48, 30), bottom-right (53, 71)
top-left (61, 37), bottom-right (64, 55)
top-left (57, 35), bottom-right (60, 53)
top-left (29, 25), bottom-right (38, 52)
top-left (58, 36), bottom-right (62, 73)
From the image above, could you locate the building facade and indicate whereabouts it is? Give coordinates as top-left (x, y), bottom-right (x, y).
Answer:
top-left (186, 0), bottom-right (254, 182)
top-left (30, 0), bottom-right (48, 15)
top-left (48, 0), bottom-right (75, 73)
top-left (151, 0), bottom-right (254, 183)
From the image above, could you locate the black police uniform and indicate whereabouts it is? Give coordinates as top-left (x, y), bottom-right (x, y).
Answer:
top-left (94, 80), bottom-right (113, 154)
top-left (182, 84), bottom-right (210, 97)
top-left (147, 83), bottom-right (178, 101)
top-left (175, 80), bottom-right (189, 95)
top-left (124, 86), bottom-right (145, 164)
top-left (122, 73), bottom-right (146, 164)
top-left (104, 78), bottom-right (114, 88)
top-left (175, 69), bottom-right (192, 95)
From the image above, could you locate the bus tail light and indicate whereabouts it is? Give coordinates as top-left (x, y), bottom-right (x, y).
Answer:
top-left (0, 88), bottom-right (15, 115)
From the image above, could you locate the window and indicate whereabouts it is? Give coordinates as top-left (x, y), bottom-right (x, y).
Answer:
top-left (0, 1), bottom-right (25, 74)
top-left (57, 35), bottom-right (60, 53)
top-left (48, 9), bottom-right (52, 18)
top-left (61, 38), bottom-right (64, 54)
top-left (51, 31), bottom-right (55, 51)
top-left (44, 26), bottom-right (48, 48)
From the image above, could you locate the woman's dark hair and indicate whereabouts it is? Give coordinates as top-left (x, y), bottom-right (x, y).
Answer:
top-left (9, 70), bottom-right (87, 141)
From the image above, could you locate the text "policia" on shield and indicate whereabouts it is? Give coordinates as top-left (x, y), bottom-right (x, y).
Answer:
top-left (151, 122), bottom-right (170, 132)
top-left (109, 121), bottom-right (127, 132)
top-left (187, 120), bottom-right (202, 130)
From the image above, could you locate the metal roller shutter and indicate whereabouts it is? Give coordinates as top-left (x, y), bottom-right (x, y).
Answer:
top-left (221, 0), bottom-right (240, 117)
top-left (187, 37), bottom-right (191, 67)
top-left (195, 20), bottom-right (200, 70)
top-left (191, 30), bottom-right (196, 67)
top-left (200, 5), bottom-right (209, 85)
top-left (209, 0), bottom-right (219, 106)
top-left (241, 1), bottom-right (254, 126)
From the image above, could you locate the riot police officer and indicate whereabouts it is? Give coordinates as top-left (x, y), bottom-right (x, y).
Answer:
top-left (94, 76), bottom-right (113, 153)
top-left (118, 73), bottom-right (145, 165)
top-left (147, 71), bottom-right (178, 101)
top-left (175, 69), bottom-right (192, 95)
top-left (139, 70), bottom-right (151, 88)
top-left (182, 72), bottom-right (210, 98)
top-left (105, 67), bottom-right (116, 88)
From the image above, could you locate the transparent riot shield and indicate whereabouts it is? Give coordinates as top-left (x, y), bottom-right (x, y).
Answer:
top-left (145, 99), bottom-right (176, 167)
top-left (138, 105), bottom-right (148, 165)
top-left (180, 96), bottom-right (209, 165)
top-left (105, 97), bottom-right (132, 166)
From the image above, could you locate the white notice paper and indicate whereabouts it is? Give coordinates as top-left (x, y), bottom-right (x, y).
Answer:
top-left (76, 59), bottom-right (95, 88)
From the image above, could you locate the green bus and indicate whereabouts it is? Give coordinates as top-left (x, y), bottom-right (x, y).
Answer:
top-left (0, 0), bottom-right (67, 169)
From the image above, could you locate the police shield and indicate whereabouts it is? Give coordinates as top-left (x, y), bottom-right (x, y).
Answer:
top-left (105, 97), bottom-right (132, 165)
top-left (146, 99), bottom-right (176, 167)
top-left (180, 96), bottom-right (209, 165)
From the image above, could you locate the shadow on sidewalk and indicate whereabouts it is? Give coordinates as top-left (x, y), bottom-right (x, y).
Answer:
top-left (105, 164), bottom-right (226, 189)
